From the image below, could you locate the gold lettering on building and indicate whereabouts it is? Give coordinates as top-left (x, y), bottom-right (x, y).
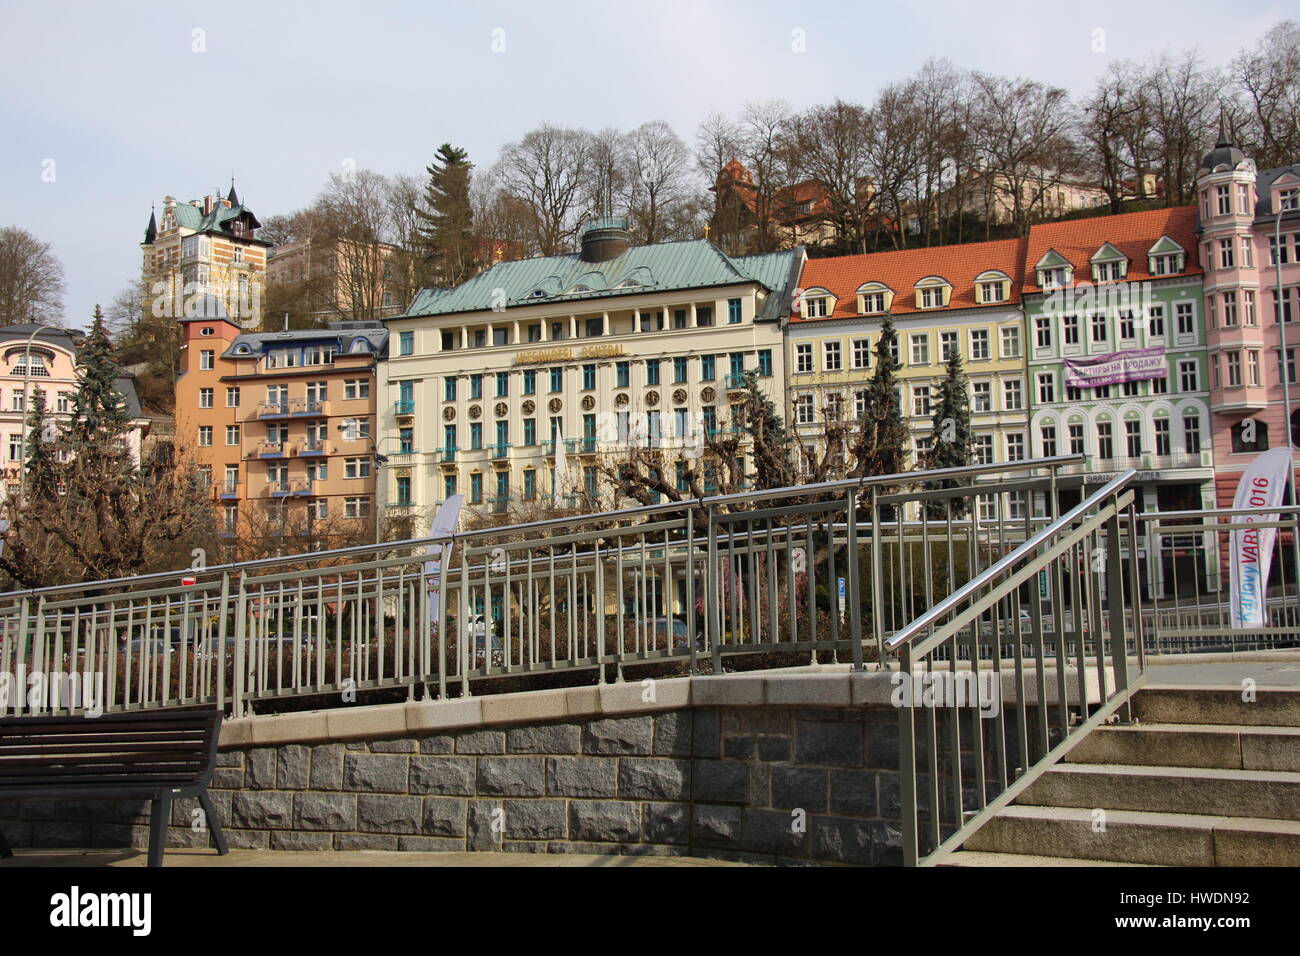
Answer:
top-left (514, 348), bottom-right (571, 366)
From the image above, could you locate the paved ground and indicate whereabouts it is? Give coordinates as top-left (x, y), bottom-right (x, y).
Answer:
top-left (1144, 651), bottom-right (1300, 687)
top-left (0, 849), bottom-right (746, 867)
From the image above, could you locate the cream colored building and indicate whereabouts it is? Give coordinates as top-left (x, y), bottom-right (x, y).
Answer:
top-left (378, 220), bottom-right (803, 523)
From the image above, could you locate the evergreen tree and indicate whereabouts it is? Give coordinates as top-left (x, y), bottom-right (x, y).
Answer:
top-left (738, 371), bottom-right (797, 489)
top-left (415, 144), bottom-right (477, 287)
top-left (23, 388), bottom-right (58, 500)
top-left (923, 349), bottom-right (973, 518)
top-left (861, 315), bottom-right (907, 478)
top-left (68, 307), bottom-right (130, 454)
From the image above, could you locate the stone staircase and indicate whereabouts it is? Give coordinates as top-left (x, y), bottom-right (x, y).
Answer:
top-left (947, 685), bottom-right (1300, 867)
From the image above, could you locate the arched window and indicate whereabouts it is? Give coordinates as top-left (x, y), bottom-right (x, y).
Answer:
top-left (1231, 420), bottom-right (1269, 453)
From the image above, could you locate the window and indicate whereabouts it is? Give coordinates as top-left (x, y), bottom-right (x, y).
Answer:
top-left (306, 381), bottom-right (327, 406)
top-left (395, 476), bottom-right (412, 506)
top-left (1151, 253), bottom-right (1181, 275)
top-left (861, 292), bottom-right (885, 314)
top-left (1096, 422), bottom-right (1114, 460)
top-left (225, 425), bottom-right (240, 445)
top-left (470, 422), bottom-right (483, 450)
top-left (728, 298), bottom-right (742, 324)
top-left (1037, 373), bottom-right (1055, 404)
top-left (1125, 420), bottom-right (1142, 457)
top-left (1241, 236), bottom-right (1254, 268)
top-left (973, 435), bottom-right (993, 465)
top-left (550, 367), bottom-right (563, 392)
top-left (824, 341), bottom-right (842, 371)
top-left (7, 435), bottom-right (20, 461)
top-left (1003, 379), bottom-right (1023, 411)
top-left (696, 307), bottom-right (713, 327)
top-left (344, 379), bottom-right (370, 401)
top-left (1040, 425), bottom-right (1057, 457)
top-left (794, 395), bottom-right (814, 424)
top-left (825, 392), bottom-right (843, 421)
top-left (758, 350), bottom-right (772, 376)
top-left (199, 388), bottom-right (213, 409)
top-left (473, 330), bottom-right (486, 348)
top-left (1090, 314), bottom-right (1107, 343)
top-left (527, 324), bottom-right (542, 343)
top-left (1282, 188), bottom-right (1300, 212)
top-left (912, 386), bottom-right (931, 417)
top-left (1034, 317), bottom-right (1051, 349)
top-left (57, 391), bottom-right (71, 413)
top-left (1244, 291), bottom-right (1257, 327)
top-left (673, 357), bottom-right (688, 383)
top-left (1119, 312), bottom-right (1135, 340)
top-left (1248, 350), bottom-right (1261, 387)
top-left (522, 418), bottom-right (536, 446)
top-left (583, 365), bottom-right (596, 390)
top-left (1151, 375), bottom-right (1168, 395)
top-left (341, 417), bottom-right (370, 441)
top-left (200, 349), bottom-right (214, 370)
top-left (939, 331), bottom-right (958, 361)
top-left (1095, 260), bottom-right (1123, 282)
top-left (972, 381), bottom-right (991, 412)
top-left (344, 457), bottom-right (372, 479)
top-left (1183, 414), bottom-right (1202, 454)
top-left (853, 390), bottom-right (868, 420)
top-left (910, 334), bottom-right (929, 366)
top-left (470, 375), bottom-right (483, 400)
top-left (673, 309), bottom-right (688, 329)
top-left (980, 281), bottom-right (1006, 303)
top-left (1273, 288), bottom-right (1295, 325)
top-left (1179, 360), bottom-right (1199, 392)
top-left (443, 377), bottom-right (458, 402)
top-left (198, 426), bottom-right (213, 447)
top-left (442, 474), bottom-right (457, 500)
top-left (1068, 423), bottom-right (1085, 455)
top-left (1219, 238), bottom-right (1235, 269)
top-left (804, 296), bottom-right (830, 318)
top-left (852, 339), bottom-right (871, 369)
top-left (345, 497), bottom-right (371, 519)
top-left (920, 287), bottom-right (944, 308)
top-left (729, 353), bottom-right (744, 376)
top-left (1148, 306), bottom-right (1165, 338)
top-left (1006, 433), bottom-right (1025, 462)
top-left (496, 372), bottom-right (510, 397)
top-left (646, 360), bottom-right (660, 386)
top-left (1269, 236), bottom-right (1291, 266)
top-left (1226, 351), bottom-right (1242, 387)
top-left (1000, 327), bottom-right (1021, 359)
top-left (399, 331), bottom-right (414, 356)
top-left (1062, 315), bottom-right (1080, 346)
top-left (1122, 380), bottom-right (1139, 397)
top-left (607, 362), bottom-right (627, 389)
top-left (1231, 421), bottom-right (1270, 453)
top-left (1154, 418), bottom-right (1170, 456)
top-left (969, 330), bottom-right (989, 360)
top-left (1176, 302), bottom-right (1195, 335)
top-left (795, 344), bottom-right (813, 373)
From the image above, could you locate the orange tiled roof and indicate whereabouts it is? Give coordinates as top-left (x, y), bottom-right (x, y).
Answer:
top-left (795, 236), bottom-right (1028, 321)
top-left (1021, 205), bottom-right (1202, 292)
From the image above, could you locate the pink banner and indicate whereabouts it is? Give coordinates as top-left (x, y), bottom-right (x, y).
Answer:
top-left (1064, 347), bottom-right (1167, 388)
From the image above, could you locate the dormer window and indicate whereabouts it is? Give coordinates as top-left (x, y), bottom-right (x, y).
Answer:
top-left (914, 277), bottom-right (951, 310)
top-left (1090, 243), bottom-right (1128, 282)
top-left (1147, 236), bottom-right (1186, 276)
top-left (527, 289), bottom-right (548, 299)
top-left (856, 282), bottom-right (892, 315)
top-left (1035, 250), bottom-right (1072, 289)
top-left (803, 295), bottom-right (831, 318)
top-left (1040, 267), bottom-right (1069, 288)
top-left (974, 271), bottom-right (1011, 304)
top-left (1281, 188), bottom-right (1299, 212)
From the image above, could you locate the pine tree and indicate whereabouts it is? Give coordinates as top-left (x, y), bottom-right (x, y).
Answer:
top-left (415, 144), bottom-right (477, 287)
top-left (68, 307), bottom-right (130, 453)
top-left (23, 388), bottom-right (58, 500)
top-left (861, 315), bottom-right (907, 478)
top-left (738, 371), bottom-right (797, 489)
top-left (923, 349), bottom-right (973, 518)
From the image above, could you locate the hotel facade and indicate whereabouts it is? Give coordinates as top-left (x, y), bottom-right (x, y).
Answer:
top-left (378, 220), bottom-right (802, 524)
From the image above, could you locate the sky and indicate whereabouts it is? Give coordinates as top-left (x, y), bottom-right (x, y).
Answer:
top-left (0, 0), bottom-right (1291, 327)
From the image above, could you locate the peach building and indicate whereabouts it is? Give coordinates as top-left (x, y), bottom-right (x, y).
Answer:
top-left (174, 297), bottom-right (388, 548)
top-left (0, 325), bottom-right (148, 501)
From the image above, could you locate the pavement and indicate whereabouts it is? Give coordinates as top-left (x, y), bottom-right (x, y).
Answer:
top-left (0, 849), bottom-right (746, 867)
top-left (1144, 651), bottom-right (1300, 687)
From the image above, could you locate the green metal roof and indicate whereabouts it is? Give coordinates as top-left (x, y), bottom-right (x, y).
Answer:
top-left (401, 240), bottom-right (805, 320)
top-left (168, 200), bottom-right (262, 238)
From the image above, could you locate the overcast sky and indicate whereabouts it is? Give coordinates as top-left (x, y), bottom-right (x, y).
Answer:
top-left (0, 0), bottom-right (1291, 327)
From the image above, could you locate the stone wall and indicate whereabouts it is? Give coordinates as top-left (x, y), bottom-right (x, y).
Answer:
top-left (0, 674), bottom-right (909, 865)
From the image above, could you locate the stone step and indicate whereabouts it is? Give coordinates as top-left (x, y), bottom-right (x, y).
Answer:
top-left (942, 849), bottom-right (1156, 867)
top-left (1067, 722), bottom-right (1300, 771)
top-left (1132, 686), bottom-right (1300, 728)
top-left (1021, 763), bottom-right (1300, 821)
top-left (962, 805), bottom-right (1300, 867)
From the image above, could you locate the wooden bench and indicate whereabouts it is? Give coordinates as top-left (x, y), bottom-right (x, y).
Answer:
top-left (0, 708), bottom-right (229, 867)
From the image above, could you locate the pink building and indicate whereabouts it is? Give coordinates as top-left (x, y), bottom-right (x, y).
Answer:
top-left (0, 325), bottom-right (149, 502)
top-left (1197, 129), bottom-right (1300, 506)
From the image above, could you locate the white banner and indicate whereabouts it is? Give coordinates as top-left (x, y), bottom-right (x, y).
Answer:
top-left (425, 495), bottom-right (463, 624)
top-left (1230, 448), bottom-right (1293, 629)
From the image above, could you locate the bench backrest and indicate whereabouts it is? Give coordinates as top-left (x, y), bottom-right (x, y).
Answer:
top-left (0, 708), bottom-right (223, 792)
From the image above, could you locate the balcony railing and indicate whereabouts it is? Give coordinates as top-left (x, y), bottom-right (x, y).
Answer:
top-left (488, 495), bottom-right (512, 514)
top-left (724, 372), bottom-right (749, 390)
top-left (254, 441), bottom-right (294, 459)
top-left (256, 399), bottom-right (329, 419)
top-left (266, 479), bottom-right (309, 497)
top-left (393, 400), bottom-right (416, 416)
top-left (216, 482), bottom-right (240, 500)
top-left (436, 447), bottom-right (457, 463)
top-left (488, 443), bottom-right (510, 459)
top-left (299, 440), bottom-right (329, 457)
top-left (576, 437), bottom-right (597, 454)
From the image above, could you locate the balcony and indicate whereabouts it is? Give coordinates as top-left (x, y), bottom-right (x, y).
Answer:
top-left (725, 372), bottom-right (749, 391)
top-left (216, 482), bottom-right (241, 500)
top-left (488, 495), bottom-right (512, 514)
top-left (389, 447), bottom-right (420, 460)
top-left (253, 440), bottom-right (294, 459)
top-left (256, 399), bottom-right (329, 420)
top-left (266, 479), bottom-right (309, 498)
top-left (575, 437), bottom-right (597, 455)
top-left (393, 399), bottom-right (415, 418)
top-left (298, 440), bottom-right (330, 457)
top-left (489, 443), bottom-right (511, 459)
top-left (436, 446), bottom-right (457, 464)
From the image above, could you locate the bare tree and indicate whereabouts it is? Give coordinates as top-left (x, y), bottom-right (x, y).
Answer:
top-left (1082, 61), bottom-right (1154, 213)
top-left (1146, 51), bottom-right (1222, 205)
top-left (1231, 20), bottom-right (1300, 170)
top-left (0, 226), bottom-right (65, 325)
top-left (622, 121), bottom-right (697, 244)
top-left (495, 125), bottom-right (594, 256)
top-left (791, 100), bottom-right (873, 254)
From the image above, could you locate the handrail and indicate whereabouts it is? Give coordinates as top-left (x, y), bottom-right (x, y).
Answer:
top-left (885, 468), bottom-right (1137, 651)
top-left (0, 454), bottom-right (1084, 602)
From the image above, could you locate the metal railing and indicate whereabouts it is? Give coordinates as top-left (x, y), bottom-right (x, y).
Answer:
top-left (0, 457), bottom-right (1084, 722)
top-left (889, 470), bottom-right (1147, 866)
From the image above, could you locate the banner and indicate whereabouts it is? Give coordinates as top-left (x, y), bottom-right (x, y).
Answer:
top-left (1230, 448), bottom-right (1293, 629)
top-left (1064, 347), bottom-right (1166, 388)
top-left (425, 495), bottom-right (463, 625)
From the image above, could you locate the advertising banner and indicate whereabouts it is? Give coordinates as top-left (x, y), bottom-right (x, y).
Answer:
top-left (1064, 347), bottom-right (1167, 388)
top-left (1229, 448), bottom-right (1293, 629)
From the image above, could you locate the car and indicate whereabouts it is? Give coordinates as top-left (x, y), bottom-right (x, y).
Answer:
top-left (646, 617), bottom-right (690, 649)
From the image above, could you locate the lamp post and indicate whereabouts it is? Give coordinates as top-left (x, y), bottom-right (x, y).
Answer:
top-left (17, 324), bottom-right (58, 498)
top-left (1275, 206), bottom-right (1300, 580)
top-left (339, 424), bottom-right (394, 545)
